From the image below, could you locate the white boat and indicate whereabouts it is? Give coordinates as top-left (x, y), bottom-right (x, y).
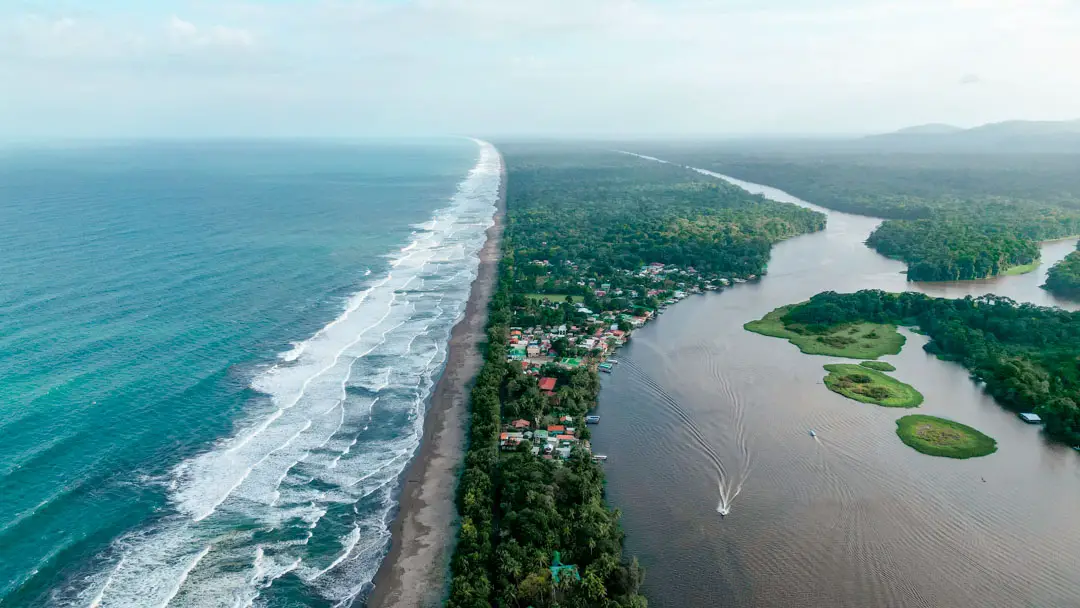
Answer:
top-left (809, 430), bottom-right (817, 437)
top-left (585, 415), bottom-right (601, 424)
top-left (592, 454), bottom-right (608, 461)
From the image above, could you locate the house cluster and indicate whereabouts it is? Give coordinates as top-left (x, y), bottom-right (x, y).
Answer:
top-left (499, 418), bottom-right (584, 460)
top-left (629, 263), bottom-right (751, 293)
top-left (507, 316), bottom-right (642, 371)
top-left (500, 259), bottom-right (762, 466)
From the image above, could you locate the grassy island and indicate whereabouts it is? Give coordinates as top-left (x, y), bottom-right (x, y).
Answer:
top-left (823, 364), bottom-right (923, 408)
top-left (771, 289), bottom-right (1080, 447)
top-left (745, 305), bottom-right (905, 359)
top-left (895, 415), bottom-right (998, 458)
top-left (859, 360), bottom-right (896, 372)
top-left (1002, 260), bottom-right (1041, 276)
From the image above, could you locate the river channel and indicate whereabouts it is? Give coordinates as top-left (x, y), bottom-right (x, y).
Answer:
top-left (591, 166), bottom-right (1080, 607)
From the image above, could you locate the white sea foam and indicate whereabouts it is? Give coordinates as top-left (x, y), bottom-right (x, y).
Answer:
top-left (72, 140), bottom-right (501, 607)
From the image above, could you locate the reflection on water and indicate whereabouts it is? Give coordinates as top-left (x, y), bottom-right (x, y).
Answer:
top-left (592, 168), bottom-right (1080, 607)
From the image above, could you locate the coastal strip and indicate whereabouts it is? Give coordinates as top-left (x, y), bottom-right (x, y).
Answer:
top-left (365, 148), bottom-right (506, 608)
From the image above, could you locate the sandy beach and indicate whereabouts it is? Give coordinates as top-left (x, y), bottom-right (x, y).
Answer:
top-left (363, 150), bottom-right (506, 608)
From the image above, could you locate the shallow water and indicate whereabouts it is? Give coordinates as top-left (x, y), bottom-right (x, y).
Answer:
top-left (0, 139), bottom-right (499, 606)
top-left (593, 160), bottom-right (1080, 607)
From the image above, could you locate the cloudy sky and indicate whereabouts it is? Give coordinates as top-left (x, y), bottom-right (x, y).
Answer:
top-left (2, 0), bottom-right (1077, 138)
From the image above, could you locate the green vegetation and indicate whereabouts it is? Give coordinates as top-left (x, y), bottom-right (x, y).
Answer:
top-left (859, 360), bottom-right (896, 372)
top-left (505, 148), bottom-right (824, 330)
top-left (784, 290), bottom-right (1080, 446)
top-left (448, 263), bottom-right (646, 608)
top-left (449, 147), bottom-right (831, 607)
top-left (524, 293), bottom-right (584, 303)
top-left (1002, 260), bottom-right (1041, 276)
top-left (866, 218), bottom-right (1054, 281)
top-left (650, 151), bottom-right (1080, 281)
top-left (744, 305), bottom-right (905, 359)
top-left (823, 364), bottom-right (923, 408)
top-left (1043, 245), bottom-right (1080, 297)
top-left (655, 151), bottom-right (1080, 220)
top-left (895, 415), bottom-right (998, 458)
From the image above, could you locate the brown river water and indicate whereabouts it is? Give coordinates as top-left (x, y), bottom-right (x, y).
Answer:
top-left (591, 168), bottom-right (1080, 607)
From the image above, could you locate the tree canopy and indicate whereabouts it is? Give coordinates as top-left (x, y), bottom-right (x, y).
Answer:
top-left (1043, 244), bottom-right (1080, 298)
top-left (645, 151), bottom-right (1080, 280)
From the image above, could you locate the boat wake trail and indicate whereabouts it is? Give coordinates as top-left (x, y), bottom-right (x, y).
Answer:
top-left (695, 341), bottom-right (753, 517)
top-left (620, 357), bottom-right (750, 516)
top-left (66, 140), bottom-right (502, 608)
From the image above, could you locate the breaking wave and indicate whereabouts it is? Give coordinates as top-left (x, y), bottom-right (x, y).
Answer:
top-left (68, 140), bottom-right (501, 607)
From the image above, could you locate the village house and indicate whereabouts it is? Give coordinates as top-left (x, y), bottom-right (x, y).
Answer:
top-left (499, 431), bottom-right (526, 450)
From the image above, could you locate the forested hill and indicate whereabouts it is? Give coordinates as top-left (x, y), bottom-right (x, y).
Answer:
top-left (635, 151), bottom-right (1080, 281)
top-left (784, 290), bottom-right (1080, 446)
top-left (1044, 243), bottom-right (1080, 297)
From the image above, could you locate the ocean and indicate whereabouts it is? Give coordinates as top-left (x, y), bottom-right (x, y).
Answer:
top-left (0, 139), bottom-right (500, 607)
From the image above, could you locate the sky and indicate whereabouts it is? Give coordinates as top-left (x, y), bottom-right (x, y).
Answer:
top-left (2, 0), bottom-right (1079, 139)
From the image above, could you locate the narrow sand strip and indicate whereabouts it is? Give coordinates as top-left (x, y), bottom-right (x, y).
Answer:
top-left (365, 148), bottom-right (506, 608)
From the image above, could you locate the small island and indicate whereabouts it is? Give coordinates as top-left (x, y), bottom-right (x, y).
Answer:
top-left (895, 415), bottom-right (998, 458)
top-left (745, 305), bottom-right (905, 359)
top-left (859, 360), bottom-right (896, 372)
top-left (1042, 247), bottom-right (1080, 297)
top-left (823, 364), bottom-right (923, 408)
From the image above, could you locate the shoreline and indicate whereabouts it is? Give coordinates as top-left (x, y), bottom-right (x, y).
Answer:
top-left (363, 148), bottom-right (506, 608)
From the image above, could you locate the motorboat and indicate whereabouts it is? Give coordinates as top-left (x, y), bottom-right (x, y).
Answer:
top-left (809, 430), bottom-right (817, 438)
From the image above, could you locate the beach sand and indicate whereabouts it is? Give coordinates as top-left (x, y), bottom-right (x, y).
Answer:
top-left (363, 150), bottom-right (506, 608)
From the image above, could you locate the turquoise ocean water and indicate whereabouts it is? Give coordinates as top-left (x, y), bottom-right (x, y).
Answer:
top-left (0, 139), bottom-right (500, 606)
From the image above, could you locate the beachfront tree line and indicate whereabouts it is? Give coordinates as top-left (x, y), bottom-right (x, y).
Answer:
top-left (784, 290), bottom-right (1080, 446)
top-left (446, 147), bottom-right (835, 607)
top-left (653, 151), bottom-right (1080, 281)
top-left (446, 257), bottom-right (647, 608)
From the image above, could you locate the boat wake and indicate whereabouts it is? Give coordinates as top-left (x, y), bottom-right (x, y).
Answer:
top-left (620, 357), bottom-right (751, 517)
top-left (67, 141), bottom-right (502, 608)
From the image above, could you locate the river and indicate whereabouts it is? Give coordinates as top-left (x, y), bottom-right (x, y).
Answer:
top-left (591, 166), bottom-right (1080, 607)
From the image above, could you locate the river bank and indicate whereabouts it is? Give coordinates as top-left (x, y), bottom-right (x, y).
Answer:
top-left (364, 151), bottom-right (506, 608)
top-left (591, 158), bottom-right (1080, 607)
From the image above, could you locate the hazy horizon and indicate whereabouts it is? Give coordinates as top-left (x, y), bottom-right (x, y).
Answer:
top-left (3, 0), bottom-right (1079, 139)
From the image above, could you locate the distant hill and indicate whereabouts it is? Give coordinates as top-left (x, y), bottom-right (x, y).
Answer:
top-left (889, 123), bottom-right (964, 135)
top-left (866, 119), bottom-right (1080, 153)
top-left (964, 119), bottom-right (1080, 136)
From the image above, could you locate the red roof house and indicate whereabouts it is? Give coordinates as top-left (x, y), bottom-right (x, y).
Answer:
top-left (511, 419), bottom-right (531, 429)
top-left (547, 424), bottom-right (565, 433)
top-left (538, 377), bottom-right (557, 392)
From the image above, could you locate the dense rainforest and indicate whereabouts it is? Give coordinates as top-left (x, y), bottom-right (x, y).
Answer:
top-left (640, 150), bottom-right (1080, 281)
top-left (446, 146), bottom-right (828, 608)
top-left (783, 290), bottom-right (1080, 446)
top-left (1043, 244), bottom-right (1080, 297)
top-left (505, 149), bottom-right (825, 279)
